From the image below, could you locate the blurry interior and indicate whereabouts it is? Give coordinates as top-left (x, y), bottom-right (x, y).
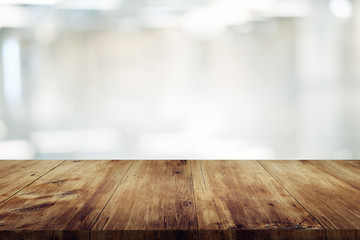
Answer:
top-left (0, 0), bottom-right (359, 159)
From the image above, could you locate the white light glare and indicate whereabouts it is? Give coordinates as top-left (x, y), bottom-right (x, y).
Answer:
top-left (329, 0), bottom-right (352, 19)
top-left (2, 38), bottom-right (22, 106)
top-left (0, 0), bottom-right (61, 5)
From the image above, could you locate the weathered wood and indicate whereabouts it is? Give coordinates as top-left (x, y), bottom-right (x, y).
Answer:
top-left (192, 160), bottom-right (324, 240)
top-left (0, 160), bottom-right (133, 240)
top-left (259, 160), bottom-right (360, 240)
top-left (324, 160), bottom-right (360, 182)
top-left (0, 160), bottom-right (63, 203)
top-left (1, 160), bottom-right (360, 240)
top-left (91, 160), bottom-right (198, 240)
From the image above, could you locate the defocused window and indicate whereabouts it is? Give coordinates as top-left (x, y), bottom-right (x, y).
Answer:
top-left (0, 0), bottom-right (359, 159)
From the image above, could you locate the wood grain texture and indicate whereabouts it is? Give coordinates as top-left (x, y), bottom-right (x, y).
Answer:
top-left (192, 160), bottom-right (324, 240)
top-left (0, 160), bottom-right (63, 203)
top-left (324, 160), bottom-right (360, 182)
top-left (0, 160), bottom-right (359, 240)
top-left (0, 160), bottom-right (133, 240)
top-left (259, 160), bottom-right (360, 240)
top-left (91, 160), bottom-right (198, 240)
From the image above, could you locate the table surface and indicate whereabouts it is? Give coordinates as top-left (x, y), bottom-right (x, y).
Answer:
top-left (0, 160), bottom-right (359, 240)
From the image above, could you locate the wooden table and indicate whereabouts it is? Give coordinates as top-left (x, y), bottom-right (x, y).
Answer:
top-left (0, 160), bottom-right (359, 240)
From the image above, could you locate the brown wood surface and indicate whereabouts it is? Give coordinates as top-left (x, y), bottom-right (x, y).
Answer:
top-left (0, 160), bottom-right (63, 204)
top-left (91, 160), bottom-right (198, 240)
top-left (0, 160), bottom-right (359, 240)
top-left (324, 160), bottom-right (360, 182)
top-left (0, 160), bottom-right (132, 240)
top-left (259, 160), bottom-right (360, 240)
top-left (192, 160), bottom-right (324, 240)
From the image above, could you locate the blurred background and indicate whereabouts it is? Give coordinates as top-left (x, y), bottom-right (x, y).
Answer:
top-left (0, 0), bottom-right (359, 159)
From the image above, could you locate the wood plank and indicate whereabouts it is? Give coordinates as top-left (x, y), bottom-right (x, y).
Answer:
top-left (0, 160), bottom-right (63, 203)
top-left (1, 160), bottom-right (359, 240)
top-left (259, 160), bottom-right (360, 240)
top-left (324, 160), bottom-right (360, 182)
top-left (192, 160), bottom-right (324, 240)
top-left (91, 160), bottom-right (198, 240)
top-left (0, 160), bottom-right (133, 240)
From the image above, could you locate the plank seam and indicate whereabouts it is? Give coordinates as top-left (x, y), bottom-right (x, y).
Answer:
top-left (89, 161), bottom-right (134, 236)
top-left (323, 161), bottom-right (360, 183)
top-left (0, 160), bottom-right (67, 205)
top-left (190, 161), bottom-right (200, 240)
top-left (200, 161), bottom-right (207, 191)
top-left (256, 160), bottom-right (328, 239)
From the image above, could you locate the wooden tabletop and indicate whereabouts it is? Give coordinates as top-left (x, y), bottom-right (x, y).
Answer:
top-left (0, 160), bottom-right (359, 240)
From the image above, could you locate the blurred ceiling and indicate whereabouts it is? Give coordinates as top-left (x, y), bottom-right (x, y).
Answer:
top-left (0, 0), bottom-right (313, 30)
